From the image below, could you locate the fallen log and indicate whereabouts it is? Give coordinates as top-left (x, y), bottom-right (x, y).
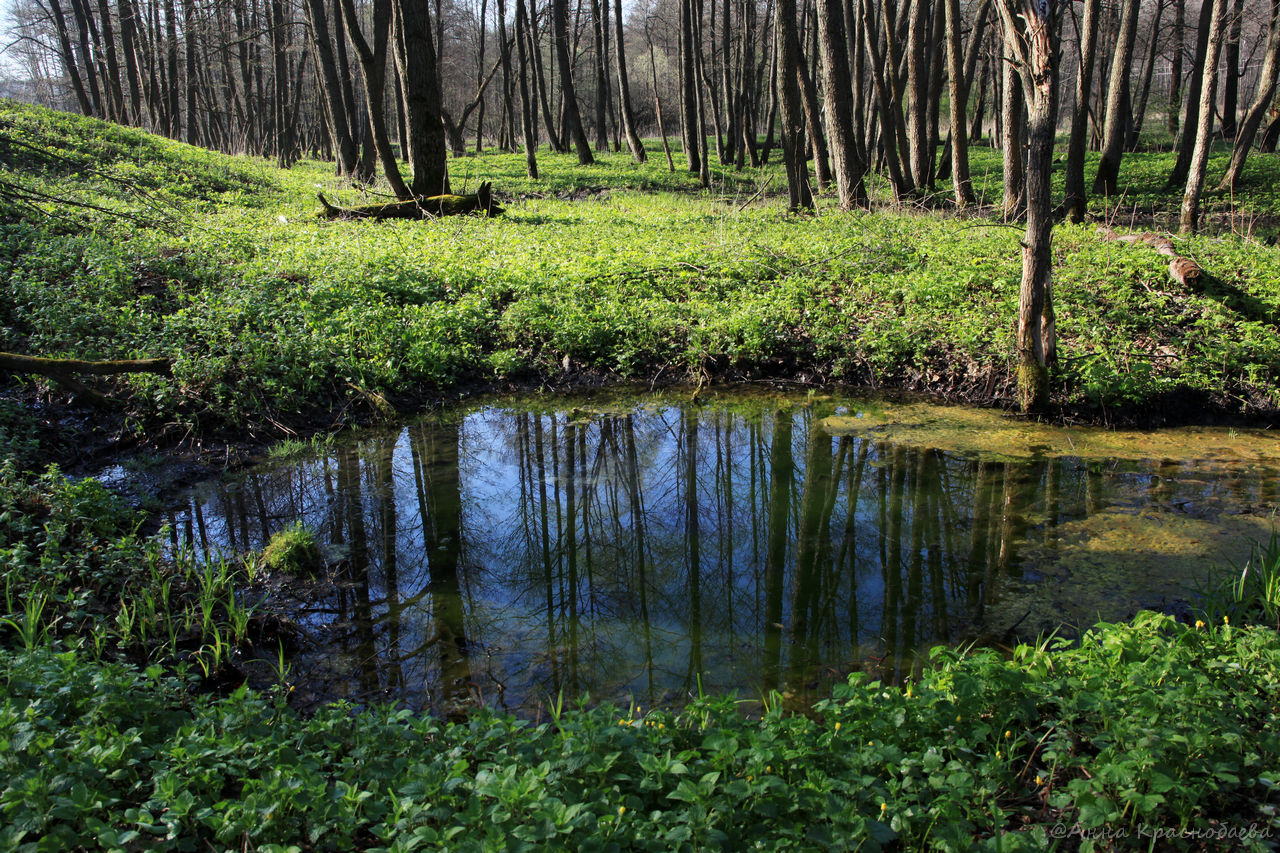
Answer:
top-left (1097, 227), bottom-right (1205, 290)
top-left (0, 352), bottom-right (172, 408)
top-left (318, 181), bottom-right (503, 220)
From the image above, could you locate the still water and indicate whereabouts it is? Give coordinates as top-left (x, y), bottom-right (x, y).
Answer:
top-left (171, 389), bottom-right (1280, 715)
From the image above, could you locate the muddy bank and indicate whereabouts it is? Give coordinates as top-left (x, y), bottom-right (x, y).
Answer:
top-left (3, 344), bottom-right (1278, 489)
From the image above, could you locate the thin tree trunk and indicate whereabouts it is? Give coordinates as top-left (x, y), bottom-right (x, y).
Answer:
top-left (95, 0), bottom-right (126, 122)
top-left (1180, 0), bottom-right (1229, 234)
top-left (777, 0), bottom-right (815, 208)
top-left (994, 0), bottom-right (1059, 412)
top-left (1222, 0), bottom-right (1244, 138)
top-left (553, 0), bottom-right (595, 162)
top-left (1219, 0), bottom-right (1280, 190)
top-left (943, 0), bottom-right (974, 205)
top-left (1127, 0), bottom-right (1165, 150)
top-left (1001, 55), bottom-right (1024, 217)
top-left (1167, 0), bottom-right (1184, 136)
top-left (303, 0), bottom-right (359, 176)
top-left (516, 0), bottom-right (541, 177)
top-left (647, 26), bottom-right (676, 171)
top-left (862, 0), bottom-right (914, 199)
top-left (118, 0), bottom-right (145, 123)
top-left (48, 0), bottom-right (93, 115)
top-left (1092, 0), bottom-right (1142, 195)
top-left (613, 0), bottom-right (646, 161)
top-left (1062, 0), bottom-right (1099, 221)
top-left (339, 0), bottom-right (411, 198)
top-left (679, 0), bottom-right (702, 172)
top-left (1168, 0), bottom-right (1216, 187)
top-left (590, 0), bottom-right (608, 150)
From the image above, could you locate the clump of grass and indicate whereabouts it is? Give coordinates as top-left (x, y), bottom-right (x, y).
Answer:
top-left (1198, 532), bottom-right (1280, 630)
top-left (260, 522), bottom-right (323, 576)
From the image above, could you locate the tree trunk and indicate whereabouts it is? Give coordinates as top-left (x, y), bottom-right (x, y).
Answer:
top-left (679, 0), bottom-right (702, 173)
top-left (1126, 0), bottom-right (1166, 151)
top-left (613, 0), bottom-right (646, 161)
top-left (995, 0), bottom-right (1058, 412)
top-left (1180, 0), bottom-right (1229, 234)
top-left (590, 0), bottom-right (608, 150)
top-left (1167, 0), bottom-right (1184, 136)
top-left (1061, 0), bottom-right (1099, 221)
top-left (817, 0), bottom-right (868, 207)
top-left (1168, 0), bottom-right (1216, 187)
top-left (553, 0), bottom-right (595, 163)
top-left (943, 0), bottom-right (976, 205)
top-left (339, 0), bottom-right (412, 198)
top-left (796, 47), bottom-right (831, 193)
top-left (48, 0), bottom-right (94, 115)
top-left (118, 0), bottom-right (145, 123)
top-left (1092, 0), bottom-right (1141, 195)
top-left (68, 0), bottom-right (103, 116)
top-left (647, 25), bottom-right (677, 171)
top-left (862, 0), bottom-right (915, 199)
top-left (776, 0), bottom-right (814, 208)
top-left (95, 0), bottom-right (126, 122)
top-left (395, 0), bottom-right (450, 196)
top-left (303, 0), bottom-right (360, 176)
top-left (515, 0), bottom-right (541, 177)
top-left (1221, 0), bottom-right (1244, 138)
top-left (1219, 0), bottom-right (1280, 190)
top-left (1001, 55), bottom-right (1024, 217)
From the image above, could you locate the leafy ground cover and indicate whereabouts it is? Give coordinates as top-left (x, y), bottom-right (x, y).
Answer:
top-left (2, 99), bottom-right (1279, 443)
top-left (1, 462), bottom-right (1278, 851)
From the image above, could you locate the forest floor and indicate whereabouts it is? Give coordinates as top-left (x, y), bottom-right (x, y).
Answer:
top-left (3, 99), bottom-right (1280, 475)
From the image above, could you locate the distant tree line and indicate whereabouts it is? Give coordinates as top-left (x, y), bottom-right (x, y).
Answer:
top-left (5, 0), bottom-right (1277, 203)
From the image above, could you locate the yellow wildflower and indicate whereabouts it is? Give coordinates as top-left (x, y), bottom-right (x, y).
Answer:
top-left (618, 806), bottom-right (626, 816)
top-left (1195, 620), bottom-right (1205, 629)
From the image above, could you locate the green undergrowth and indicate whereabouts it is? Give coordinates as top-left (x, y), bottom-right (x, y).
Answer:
top-left (2, 461), bottom-right (1280, 850)
top-left (3, 609), bottom-right (1278, 850)
top-left (3, 99), bottom-right (1280, 434)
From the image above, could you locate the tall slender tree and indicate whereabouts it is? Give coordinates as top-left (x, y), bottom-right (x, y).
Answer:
top-left (1180, 0), bottom-right (1229, 234)
top-left (994, 0), bottom-right (1059, 412)
top-left (1092, 0), bottom-right (1142, 195)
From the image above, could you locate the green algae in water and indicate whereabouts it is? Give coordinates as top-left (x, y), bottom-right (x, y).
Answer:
top-left (172, 389), bottom-right (1280, 715)
top-left (823, 401), bottom-right (1280, 464)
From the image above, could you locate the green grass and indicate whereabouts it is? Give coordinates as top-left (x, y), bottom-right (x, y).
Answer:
top-left (3, 100), bottom-right (1280, 431)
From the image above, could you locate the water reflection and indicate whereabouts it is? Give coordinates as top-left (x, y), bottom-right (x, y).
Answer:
top-left (173, 393), bottom-right (1280, 714)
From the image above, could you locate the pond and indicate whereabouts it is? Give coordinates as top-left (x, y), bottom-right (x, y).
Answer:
top-left (169, 388), bottom-right (1280, 716)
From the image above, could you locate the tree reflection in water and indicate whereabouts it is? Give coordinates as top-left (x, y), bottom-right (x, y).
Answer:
top-left (174, 394), bottom-right (1280, 715)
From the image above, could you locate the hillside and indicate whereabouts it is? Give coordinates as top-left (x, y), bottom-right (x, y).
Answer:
top-left (2, 100), bottom-right (1280, 458)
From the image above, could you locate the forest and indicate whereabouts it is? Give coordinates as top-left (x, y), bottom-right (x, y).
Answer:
top-left (2, 0), bottom-right (1280, 848)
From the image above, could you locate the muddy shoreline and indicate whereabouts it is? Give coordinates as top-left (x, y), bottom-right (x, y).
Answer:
top-left (7, 359), bottom-right (1278, 485)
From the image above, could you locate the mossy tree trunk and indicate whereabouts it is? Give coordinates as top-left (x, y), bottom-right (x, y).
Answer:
top-left (995, 0), bottom-right (1059, 414)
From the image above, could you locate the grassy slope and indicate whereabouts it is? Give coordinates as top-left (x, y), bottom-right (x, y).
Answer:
top-left (3, 100), bottom-right (1280, 438)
